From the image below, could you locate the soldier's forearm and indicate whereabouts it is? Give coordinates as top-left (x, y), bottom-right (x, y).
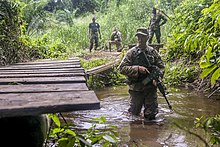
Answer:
top-left (119, 65), bottom-right (139, 77)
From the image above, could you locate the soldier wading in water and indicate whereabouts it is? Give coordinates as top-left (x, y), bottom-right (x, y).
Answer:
top-left (118, 27), bottom-right (165, 121)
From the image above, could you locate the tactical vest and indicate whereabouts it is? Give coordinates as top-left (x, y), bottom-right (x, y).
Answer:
top-left (127, 47), bottom-right (156, 84)
top-left (113, 31), bottom-right (121, 41)
top-left (89, 22), bottom-right (100, 34)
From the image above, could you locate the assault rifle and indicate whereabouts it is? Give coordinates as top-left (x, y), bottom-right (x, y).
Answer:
top-left (138, 50), bottom-right (172, 110)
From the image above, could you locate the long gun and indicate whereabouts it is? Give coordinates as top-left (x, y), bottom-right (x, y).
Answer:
top-left (139, 51), bottom-right (172, 110)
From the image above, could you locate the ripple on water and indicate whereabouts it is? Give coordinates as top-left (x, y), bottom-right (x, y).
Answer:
top-left (62, 86), bottom-right (220, 147)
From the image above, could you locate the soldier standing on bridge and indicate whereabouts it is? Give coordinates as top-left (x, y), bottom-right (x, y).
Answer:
top-left (88, 16), bottom-right (102, 52)
top-left (118, 27), bottom-right (165, 121)
top-left (148, 7), bottom-right (167, 44)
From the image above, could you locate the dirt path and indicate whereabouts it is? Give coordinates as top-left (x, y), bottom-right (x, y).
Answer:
top-left (81, 50), bottom-right (122, 61)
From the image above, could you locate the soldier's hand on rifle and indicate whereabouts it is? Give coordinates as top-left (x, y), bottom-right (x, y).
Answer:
top-left (152, 80), bottom-right (157, 86)
top-left (138, 66), bottom-right (150, 74)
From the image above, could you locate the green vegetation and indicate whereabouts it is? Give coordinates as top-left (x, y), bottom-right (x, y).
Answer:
top-left (47, 114), bottom-right (119, 147)
top-left (195, 115), bottom-right (220, 145)
top-left (1, 0), bottom-right (218, 90)
top-left (1, 0), bottom-right (220, 146)
top-left (167, 0), bottom-right (220, 88)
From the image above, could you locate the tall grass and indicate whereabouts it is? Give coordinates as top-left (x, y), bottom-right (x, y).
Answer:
top-left (33, 0), bottom-right (173, 55)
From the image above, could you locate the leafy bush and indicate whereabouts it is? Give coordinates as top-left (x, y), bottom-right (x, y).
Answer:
top-left (167, 0), bottom-right (220, 85)
top-left (47, 114), bottom-right (119, 147)
top-left (0, 0), bottom-right (29, 65)
top-left (195, 115), bottom-right (220, 145)
top-left (164, 62), bottom-right (198, 86)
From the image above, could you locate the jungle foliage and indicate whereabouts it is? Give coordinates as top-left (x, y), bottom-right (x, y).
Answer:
top-left (0, 0), bottom-right (28, 65)
top-left (2, 0), bottom-right (218, 89)
top-left (1, 0), bottom-right (220, 146)
top-left (195, 115), bottom-right (220, 146)
top-left (47, 114), bottom-right (119, 147)
top-left (167, 0), bottom-right (220, 87)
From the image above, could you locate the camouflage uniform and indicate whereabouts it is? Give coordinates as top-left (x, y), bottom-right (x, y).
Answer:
top-left (118, 45), bottom-right (165, 120)
top-left (109, 28), bottom-right (122, 52)
top-left (89, 17), bottom-right (101, 52)
top-left (148, 8), bottom-right (167, 44)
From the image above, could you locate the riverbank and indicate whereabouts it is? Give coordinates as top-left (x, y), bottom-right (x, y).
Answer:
top-left (79, 49), bottom-right (219, 99)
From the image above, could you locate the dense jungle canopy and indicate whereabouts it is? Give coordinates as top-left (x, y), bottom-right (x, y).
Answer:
top-left (0, 0), bottom-right (219, 96)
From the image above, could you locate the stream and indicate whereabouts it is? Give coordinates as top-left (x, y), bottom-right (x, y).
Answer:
top-left (63, 85), bottom-right (220, 147)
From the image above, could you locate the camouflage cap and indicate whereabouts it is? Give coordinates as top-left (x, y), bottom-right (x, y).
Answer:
top-left (135, 27), bottom-right (148, 36)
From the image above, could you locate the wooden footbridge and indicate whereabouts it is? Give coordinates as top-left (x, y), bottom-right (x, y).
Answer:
top-left (0, 58), bottom-right (100, 118)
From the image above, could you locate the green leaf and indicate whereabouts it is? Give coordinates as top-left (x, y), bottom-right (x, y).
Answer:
top-left (52, 128), bottom-right (62, 134)
top-left (200, 65), bottom-right (217, 79)
top-left (65, 129), bottom-right (76, 136)
top-left (103, 135), bottom-right (116, 143)
top-left (99, 116), bottom-right (107, 123)
top-left (196, 123), bottom-right (201, 128)
top-left (206, 46), bottom-right (214, 60)
top-left (77, 136), bottom-right (92, 146)
top-left (211, 67), bottom-right (220, 85)
top-left (48, 114), bottom-right (61, 127)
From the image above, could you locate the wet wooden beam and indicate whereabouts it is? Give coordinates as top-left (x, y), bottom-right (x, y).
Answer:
top-left (86, 59), bottom-right (120, 75)
top-left (0, 83), bottom-right (89, 94)
top-left (0, 58), bottom-right (100, 118)
top-left (0, 76), bottom-right (86, 85)
top-left (0, 64), bottom-right (81, 70)
top-left (0, 72), bottom-right (85, 78)
top-left (0, 91), bottom-right (99, 118)
top-left (0, 68), bottom-right (85, 74)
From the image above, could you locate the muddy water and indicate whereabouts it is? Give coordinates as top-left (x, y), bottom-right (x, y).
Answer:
top-left (64, 85), bottom-right (220, 147)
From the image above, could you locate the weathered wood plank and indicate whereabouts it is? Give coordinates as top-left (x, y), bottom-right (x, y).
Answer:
top-left (0, 83), bottom-right (89, 93)
top-left (0, 90), bottom-right (100, 118)
top-left (0, 76), bottom-right (86, 85)
top-left (0, 64), bottom-right (81, 70)
top-left (0, 72), bottom-right (85, 78)
top-left (86, 59), bottom-right (120, 75)
top-left (14, 58), bottom-right (80, 65)
top-left (0, 68), bottom-right (85, 74)
top-left (6, 62), bottom-right (81, 68)
top-left (0, 58), bottom-right (100, 118)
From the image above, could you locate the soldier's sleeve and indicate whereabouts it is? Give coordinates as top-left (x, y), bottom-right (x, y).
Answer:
top-left (88, 23), bottom-right (91, 33)
top-left (98, 23), bottom-right (101, 35)
top-left (118, 32), bottom-right (122, 41)
top-left (160, 14), bottom-right (167, 26)
top-left (152, 50), bottom-right (165, 77)
top-left (118, 49), bottom-right (139, 77)
top-left (110, 32), bottom-right (114, 41)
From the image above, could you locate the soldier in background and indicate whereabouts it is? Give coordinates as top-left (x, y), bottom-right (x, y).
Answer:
top-left (88, 16), bottom-right (102, 52)
top-left (118, 27), bottom-right (165, 121)
top-left (108, 26), bottom-right (122, 52)
top-left (148, 7), bottom-right (167, 44)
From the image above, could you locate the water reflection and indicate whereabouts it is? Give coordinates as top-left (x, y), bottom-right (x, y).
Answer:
top-left (63, 85), bottom-right (220, 147)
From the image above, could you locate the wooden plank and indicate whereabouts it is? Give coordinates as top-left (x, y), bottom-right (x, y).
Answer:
top-left (0, 72), bottom-right (85, 78)
top-left (7, 62), bottom-right (80, 67)
top-left (0, 76), bottom-right (86, 85)
top-left (14, 58), bottom-right (80, 65)
top-left (0, 83), bottom-right (89, 93)
top-left (0, 58), bottom-right (100, 118)
top-left (0, 90), bottom-right (100, 118)
top-left (86, 59), bottom-right (120, 75)
top-left (6, 62), bottom-right (81, 68)
top-left (0, 64), bottom-right (81, 70)
top-left (0, 68), bottom-right (85, 74)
